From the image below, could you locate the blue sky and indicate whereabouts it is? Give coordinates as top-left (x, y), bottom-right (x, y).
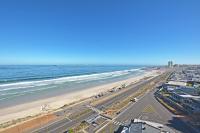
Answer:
top-left (0, 0), bottom-right (200, 65)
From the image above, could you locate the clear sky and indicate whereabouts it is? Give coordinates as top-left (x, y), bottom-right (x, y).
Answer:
top-left (0, 0), bottom-right (200, 65)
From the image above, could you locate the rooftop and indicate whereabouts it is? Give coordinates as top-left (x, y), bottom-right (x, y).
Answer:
top-left (115, 119), bottom-right (172, 133)
top-left (166, 81), bottom-right (187, 87)
top-left (179, 94), bottom-right (200, 100)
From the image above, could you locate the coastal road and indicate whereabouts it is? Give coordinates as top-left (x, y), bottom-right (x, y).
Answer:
top-left (31, 75), bottom-right (161, 133)
top-left (98, 89), bottom-right (197, 133)
top-left (94, 76), bottom-right (159, 110)
top-left (31, 111), bottom-right (97, 133)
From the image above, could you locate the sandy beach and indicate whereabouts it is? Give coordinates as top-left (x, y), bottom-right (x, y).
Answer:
top-left (0, 69), bottom-right (162, 125)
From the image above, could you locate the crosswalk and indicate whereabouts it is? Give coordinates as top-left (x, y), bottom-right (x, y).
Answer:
top-left (112, 120), bottom-right (126, 126)
top-left (87, 105), bottom-right (127, 126)
top-left (86, 105), bottom-right (102, 114)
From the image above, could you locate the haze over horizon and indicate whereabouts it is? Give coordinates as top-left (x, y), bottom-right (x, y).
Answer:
top-left (0, 0), bottom-right (200, 65)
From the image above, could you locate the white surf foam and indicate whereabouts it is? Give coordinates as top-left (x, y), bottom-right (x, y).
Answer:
top-left (0, 68), bottom-right (144, 92)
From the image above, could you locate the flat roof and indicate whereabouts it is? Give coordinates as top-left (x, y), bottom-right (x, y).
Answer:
top-left (179, 94), bottom-right (200, 98)
top-left (117, 119), bottom-right (173, 133)
top-left (167, 81), bottom-right (187, 86)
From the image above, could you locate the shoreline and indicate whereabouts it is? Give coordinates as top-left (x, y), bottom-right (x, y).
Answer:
top-left (0, 71), bottom-right (144, 109)
top-left (0, 69), bottom-right (161, 125)
top-left (0, 69), bottom-right (144, 109)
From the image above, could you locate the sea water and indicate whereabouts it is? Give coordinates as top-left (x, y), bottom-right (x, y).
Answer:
top-left (0, 65), bottom-right (147, 108)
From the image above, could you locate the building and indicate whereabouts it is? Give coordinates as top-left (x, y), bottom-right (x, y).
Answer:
top-left (115, 119), bottom-right (172, 133)
top-left (160, 84), bottom-right (200, 114)
top-left (168, 61), bottom-right (173, 68)
top-left (166, 81), bottom-right (187, 87)
top-left (170, 90), bottom-right (200, 114)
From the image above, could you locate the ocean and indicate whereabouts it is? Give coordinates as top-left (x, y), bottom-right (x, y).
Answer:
top-left (0, 65), bottom-right (147, 108)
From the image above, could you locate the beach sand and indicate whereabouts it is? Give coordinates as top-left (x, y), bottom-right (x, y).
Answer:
top-left (0, 69), bottom-right (162, 125)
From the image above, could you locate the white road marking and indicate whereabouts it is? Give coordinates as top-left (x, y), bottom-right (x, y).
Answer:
top-left (31, 117), bottom-right (71, 133)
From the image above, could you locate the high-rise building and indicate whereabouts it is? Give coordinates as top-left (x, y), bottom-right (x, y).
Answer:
top-left (168, 61), bottom-right (173, 67)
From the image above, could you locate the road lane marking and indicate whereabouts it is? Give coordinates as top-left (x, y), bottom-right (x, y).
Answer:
top-left (48, 121), bottom-right (70, 133)
top-left (114, 87), bottom-right (151, 120)
top-left (95, 120), bottom-right (110, 133)
top-left (31, 117), bottom-right (70, 133)
top-left (93, 120), bottom-right (108, 131)
top-left (95, 86), bottom-right (154, 133)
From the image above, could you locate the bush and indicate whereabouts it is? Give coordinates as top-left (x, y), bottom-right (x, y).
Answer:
top-left (68, 128), bottom-right (74, 133)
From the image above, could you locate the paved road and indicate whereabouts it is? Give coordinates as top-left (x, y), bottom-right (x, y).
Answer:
top-left (116, 89), bottom-right (173, 124)
top-left (32, 111), bottom-right (97, 133)
top-left (94, 76), bottom-right (159, 110)
top-left (99, 89), bottom-right (197, 133)
top-left (31, 75), bottom-right (161, 133)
